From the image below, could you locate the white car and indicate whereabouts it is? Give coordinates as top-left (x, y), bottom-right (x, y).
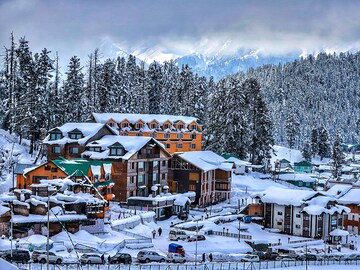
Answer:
top-left (36, 251), bottom-right (63, 264)
top-left (240, 254), bottom-right (260, 262)
top-left (166, 253), bottom-right (186, 263)
top-left (137, 251), bottom-right (166, 263)
top-left (80, 253), bottom-right (104, 264)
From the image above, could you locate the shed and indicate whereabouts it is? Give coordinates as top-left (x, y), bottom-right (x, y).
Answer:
top-left (294, 160), bottom-right (313, 173)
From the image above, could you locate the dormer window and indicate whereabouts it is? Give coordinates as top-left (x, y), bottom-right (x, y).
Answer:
top-left (89, 147), bottom-right (101, 152)
top-left (109, 142), bottom-right (125, 156)
top-left (163, 124), bottom-right (171, 129)
top-left (150, 123), bottom-right (158, 129)
top-left (136, 123), bottom-right (143, 129)
top-left (68, 129), bottom-right (83, 139)
top-left (122, 123), bottom-right (129, 128)
top-left (50, 133), bottom-right (62, 140)
top-left (190, 125), bottom-right (197, 130)
top-left (107, 122), bottom-right (115, 127)
top-left (177, 124), bottom-right (184, 130)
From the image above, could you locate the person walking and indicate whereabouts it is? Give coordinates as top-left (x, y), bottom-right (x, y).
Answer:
top-left (202, 253), bottom-right (206, 263)
top-left (158, 227), bottom-right (162, 236)
top-left (209, 253), bottom-right (213, 262)
top-left (101, 254), bottom-right (105, 264)
top-left (152, 229), bottom-right (156, 239)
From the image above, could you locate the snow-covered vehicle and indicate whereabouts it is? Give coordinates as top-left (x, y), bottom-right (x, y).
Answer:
top-left (166, 253), bottom-right (186, 263)
top-left (240, 254), bottom-right (260, 262)
top-left (137, 251), bottom-right (166, 263)
top-left (169, 230), bottom-right (189, 241)
top-left (36, 251), bottom-right (63, 264)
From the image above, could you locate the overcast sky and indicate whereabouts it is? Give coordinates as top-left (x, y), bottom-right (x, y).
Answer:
top-left (1, 0), bottom-right (360, 65)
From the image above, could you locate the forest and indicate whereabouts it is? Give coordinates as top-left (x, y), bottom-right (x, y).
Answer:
top-left (1, 34), bottom-right (359, 164)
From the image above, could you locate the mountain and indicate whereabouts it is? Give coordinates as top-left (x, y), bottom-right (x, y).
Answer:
top-left (174, 50), bottom-right (300, 80)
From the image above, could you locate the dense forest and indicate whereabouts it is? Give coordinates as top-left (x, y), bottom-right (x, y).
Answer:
top-left (1, 34), bottom-right (358, 164)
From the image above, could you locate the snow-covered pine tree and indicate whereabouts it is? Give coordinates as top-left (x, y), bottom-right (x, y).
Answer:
top-left (318, 125), bottom-right (331, 160)
top-left (147, 61), bottom-right (163, 114)
top-left (161, 60), bottom-right (179, 115)
top-left (114, 56), bottom-right (127, 112)
top-left (310, 125), bottom-right (318, 158)
top-left (285, 111), bottom-right (300, 149)
top-left (63, 56), bottom-right (84, 122)
top-left (301, 140), bottom-right (312, 161)
top-left (179, 64), bottom-right (195, 116)
top-left (332, 130), bottom-right (345, 179)
top-left (98, 59), bottom-right (117, 112)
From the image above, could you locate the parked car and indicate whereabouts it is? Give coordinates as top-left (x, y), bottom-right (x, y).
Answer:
top-left (247, 251), bottom-right (266, 260)
top-left (166, 253), bottom-right (186, 263)
top-left (169, 230), bottom-right (189, 241)
top-left (3, 249), bottom-right (30, 263)
top-left (299, 253), bottom-right (323, 261)
top-left (80, 253), bottom-right (104, 264)
top-left (276, 255), bottom-right (296, 261)
top-left (264, 251), bottom-right (279, 260)
top-left (240, 254), bottom-right (260, 262)
top-left (109, 253), bottom-right (132, 264)
top-left (35, 251), bottom-right (63, 264)
top-left (137, 251), bottom-right (166, 263)
top-left (344, 253), bottom-right (360, 261)
top-left (187, 235), bottom-right (206, 242)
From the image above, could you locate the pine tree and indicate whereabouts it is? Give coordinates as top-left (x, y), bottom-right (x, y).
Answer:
top-left (147, 61), bottom-right (163, 114)
top-left (332, 130), bottom-right (345, 179)
top-left (98, 59), bottom-right (117, 112)
top-left (63, 56), bottom-right (84, 122)
top-left (310, 125), bottom-right (318, 158)
top-left (318, 125), bottom-right (331, 160)
top-left (285, 111), bottom-right (300, 149)
top-left (302, 140), bottom-right (312, 161)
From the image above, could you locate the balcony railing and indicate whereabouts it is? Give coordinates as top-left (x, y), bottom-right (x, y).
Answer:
top-left (138, 154), bottom-right (160, 159)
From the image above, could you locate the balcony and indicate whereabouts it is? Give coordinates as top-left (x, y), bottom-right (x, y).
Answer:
top-left (138, 153), bottom-right (160, 159)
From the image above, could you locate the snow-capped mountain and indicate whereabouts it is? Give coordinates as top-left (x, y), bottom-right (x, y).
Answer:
top-left (174, 50), bottom-right (300, 80)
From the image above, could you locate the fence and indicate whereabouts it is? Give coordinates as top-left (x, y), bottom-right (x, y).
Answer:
top-left (9, 259), bottom-right (360, 270)
top-left (210, 230), bottom-right (252, 240)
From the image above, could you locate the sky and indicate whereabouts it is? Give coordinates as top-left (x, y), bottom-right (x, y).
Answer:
top-left (1, 0), bottom-right (360, 66)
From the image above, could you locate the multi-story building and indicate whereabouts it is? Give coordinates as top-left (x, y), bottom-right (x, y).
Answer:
top-left (82, 135), bottom-right (172, 202)
top-left (253, 186), bottom-right (350, 239)
top-left (168, 151), bottom-right (232, 207)
top-left (91, 113), bottom-right (203, 154)
top-left (44, 123), bottom-right (117, 160)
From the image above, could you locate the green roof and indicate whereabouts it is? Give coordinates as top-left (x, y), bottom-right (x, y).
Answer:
top-left (51, 158), bottom-right (112, 177)
top-left (294, 160), bottom-right (313, 166)
top-left (93, 180), bottom-right (114, 188)
top-left (279, 159), bottom-right (291, 163)
top-left (222, 153), bottom-right (241, 160)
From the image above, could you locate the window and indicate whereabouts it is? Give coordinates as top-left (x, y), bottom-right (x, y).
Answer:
top-left (152, 173), bottom-right (158, 182)
top-left (318, 216), bottom-right (323, 221)
top-left (138, 162), bottom-right (144, 169)
top-left (164, 124), bottom-right (170, 129)
top-left (177, 133), bottom-right (184, 139)
top-left (136, 133), bottom-right (143, 136)
top-left (191, 133), bottom-right (197, 140)
top-left (138, 174), bottom-right (144, 183)
top-left (50, 133), bottom-right (62, 140)
top-left (107, 122), bottom-right (115, 127)
top-left (177, 124), bottom-right (184, 130)
top-left (150, 133), bottom-right (157, 138)
top-left (52, 146), bottom-right (60, 153)
top-left (110, 148), bottom-right (124, 156)
top-left (303, 227), bottom-right (309, 231)
top-left (130, 162), bottom-right (136, 170)
top-left (89, 147), bottom-right (101, 152)
top-left (136, 123), bottom-right (143, 129)
top-left (190, 125), bottom-right (197, 130)
top-left (150, 123), bottom-right (158, 129)
top-left (277, 221), bottom-right (282, 225)
top-left (130, 176), bottom-right (135, 184)
top-left (69, 133), bottom-right (82, 139)
top-left (166, 144), bottom-right (171, 148)
top-left (189, 184), bottom-right (196, 191)
top-left (164, 133), bottom-right (170, 139)
top-left (277, 211), bottom-right (283, 215)
top-left (161, 173), bottom-right (166, 180)
top-left (295, 225), bottom-right (301, 229)
top-left (190, 144), bottom-right (196, 149)
top-left (45, 165), bottom-right (51, 171)
top-left (122, 123), bottom-right (129, 128)
top-left (177, 143), bottom-right (183, 148)
top-left (69, 147), bottom-right (79, 154)
top-left (304, 215), bottom-right (310, 220)
top-left (51, 167), bottom-right (58, 172)
top-left (153, 161), bottom-right (159, 169)
top-left (296, 214), bottom-right (301, 218)
top-left (162, 160), bottom-right (167, 167)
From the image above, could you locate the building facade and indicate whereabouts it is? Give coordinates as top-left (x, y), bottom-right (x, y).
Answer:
top-left (91, 113), bottom-right (203, 154)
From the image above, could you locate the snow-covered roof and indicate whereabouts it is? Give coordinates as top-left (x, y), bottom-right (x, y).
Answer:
top-left (278, 173), bottom-right (315, 182)
top-left (0, 205), bottom-right (10, 216)
top-left (176, 151), bottom-right (231, 172)
top-left (325, 184), bottom-right (352, 198)
top-left (302, 196), bottom-right (350, 215)
top-left (83, 135), bottom-right (170, 160)
top-left (44, 123), bottom-right (116, 145)
top-left (225, 157), bottom-right (251, 166)
top-left (330, 229), bottom-right (350, 237)
top-left (11, 213), bottom-right (87, 224)
top-left (92, 113), bottom-right (200, 126)
top-left (337, 188), bottom-right (360, 205)
top-left (259, 187), bottom-right (317, 206)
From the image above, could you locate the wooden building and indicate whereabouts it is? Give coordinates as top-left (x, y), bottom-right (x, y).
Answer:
top-left (91, 113), bottom-right (203, 154)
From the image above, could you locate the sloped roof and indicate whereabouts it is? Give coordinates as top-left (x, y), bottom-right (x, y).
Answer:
top-left (259, 186), bottom-right (317, 206)
top-left (176, 151), bottom-right (231, 172)
top-left (51, 158), bottom-right (112, 177)
top-left (44, 123), bottom-right (117, 145)
top-left (325, 184), bottom-right (352, 198)
top-left (83, 135), bottom-right (171, 160)
top-left (337, 188), bottom-right (360, 204)
top-left (92, 113), bottom-right (200, 126)
top-left (294, 160), bottom-right (313, 166)
top-left (14, 163), bottom-right (37, 175)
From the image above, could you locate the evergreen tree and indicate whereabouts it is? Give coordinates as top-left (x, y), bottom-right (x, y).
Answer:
top-left (310, 125), bottom-right (318, 158)
top-left (147, 61), bottom-right (163, 114)
top-left (332, 130), bottom-right (345, 179)
top-left (318, 125), bottom-right (331, 160)
top-left (285, 111), bottom-right (300, 149)
top-left (302, 140), bottom-right (312, 161)
top-left (63, 56), bottom-right (84, 122)
top-left (98, 59), bottom-right (117, 112)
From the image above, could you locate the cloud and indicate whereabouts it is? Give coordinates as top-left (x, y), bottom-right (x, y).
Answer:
top-left (1, 0), bottom-right (360, 65)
